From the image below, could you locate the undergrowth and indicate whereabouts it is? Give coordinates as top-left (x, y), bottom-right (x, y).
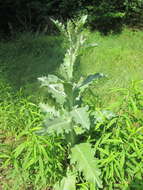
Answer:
top-left (1, 79), bottom-right (143, 189)
top-left (83, 81), bottom-right (143, 189)
top-left (0, 80), bottom-right (66, 190)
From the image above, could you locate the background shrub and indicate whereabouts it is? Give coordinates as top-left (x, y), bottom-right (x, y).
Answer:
top-left (0, 0), bottom-right (143, 36)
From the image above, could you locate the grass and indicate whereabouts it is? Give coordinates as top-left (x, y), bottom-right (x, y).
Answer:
top-left (0, 81), bottom-right (66, 190)
top-left (0, 28), bottom-right (143, 97)
top-left (80, 29), bottom-right (143, 89)
top-left (0, 33), bottom-right (65, 96)
top-left (80, 28), bottom-right (143, 106)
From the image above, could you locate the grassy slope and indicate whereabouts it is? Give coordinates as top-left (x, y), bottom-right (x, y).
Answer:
top-left (0, 29), bottom-right (143, 97)
top-left (80, 29), bottom-right (143, 90)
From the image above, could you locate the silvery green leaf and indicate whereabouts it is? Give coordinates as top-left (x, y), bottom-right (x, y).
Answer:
top-left (74, 73), bottom-right (106, 98)
top-left (80, 15), bottom-right (88, 24)
top-left (74, 15), bottom-right (88, 34)
top-left (54, 174), bottom-right (76, 190)
top-left (102, 110), bottom-right (116, 119)
top-left (38, 76), bottom-right (48, 84)
top-left (59, 47), bottom-right (77, 81)
top-left (47, 74), bottom-right (63, 83)
top-left (71, 143), bottom-right (102, 188)
top-left (39, 103), bottom-right (59, 117)
top-left (83, 43), bottom-right (98, 48)
top-left (71, 107), bottom-right (90, 130)
top-left (38, 75), bottom-right (66, 104)
top-left (38, 75), bottom-right (63, 86)
top-left (94, 110), bottom-right (116, 123)
top-left (74, 125), bottom-right (85, 135)
top-left (51, 18), bottom-right (67, 37)
top-left (37, 117), bottom-right (72, 135)
top-left (48, 83), bottom-right (66, 104)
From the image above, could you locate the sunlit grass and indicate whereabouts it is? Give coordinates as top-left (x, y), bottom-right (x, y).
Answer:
top-left (0, 28), bottom-right (143, 98)
top-left (77, 28), bottom-right (143, 105)
top-left (80, 28), bottom-right (143, 89)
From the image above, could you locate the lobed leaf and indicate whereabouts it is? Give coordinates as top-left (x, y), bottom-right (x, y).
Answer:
top-left (51, 18), bottom-right (67, 37)
top-left (38, 75), bottom-right (66, 104)
top-left (38, 74), bottom-right (63, 85)
top-left (73, 73), bottom-right (106, 102)
top-left (71, 143), bottom-right (102, 188)
top-left (71, 107), bottom-right (90, 130)
top-left (37, 117), bottom-right (72, 135)
top-left (39, 103), bottom-right (59, 117)
top-left (54, 174), bottom-right (76, 190)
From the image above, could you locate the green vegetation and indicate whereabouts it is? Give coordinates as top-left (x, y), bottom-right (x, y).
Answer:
top-left (0, 16), bottom-right (143, 190)
top-left (80, 28), bottom-right (143, 105)
top-left (0, 28), bottom-right (143, 97)
top-left (1, 0), bottom-right (143, 35)
top-left (0, 81), bottom-right (66, 189)
top-left (37, 15), bottom-right (104, 189)
top-left (81, 29), bottom-right (143, 86)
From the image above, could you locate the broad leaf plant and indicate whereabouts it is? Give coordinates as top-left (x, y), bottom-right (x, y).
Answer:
top-left (38, 15), bottom-right (104, 190)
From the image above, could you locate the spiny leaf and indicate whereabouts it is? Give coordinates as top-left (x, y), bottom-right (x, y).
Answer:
top-left (71, 107), bottom-right (90, 130)
top-left (59, 47), bottom-right (77, 80)
top-left (37, 117), bottom-right (72, 135)
top-left (59, 34), bottom-right (85, 81)
top-left (51, 18), bottom-right (67, 37)
top-left (74, 15), bottom-right (88, 35)
top-left (54, 174), bottom-right (76, 190)
top-left (39, 103), bottom-right (59, 117)
top-left (93, 110), bottom-right (116, 124)
top-left (73, 73), bottom-right (106, 102)
top-left (53, 16), bottom-right (87, 81)
top-left (71, 143), bottom-right (102, 188)
top-left (38, 75), bottom-right (63, 85)
top-left (83, 43), bottom-right (98, 48)
top-left (48, 83), bottom-right (66, 104)
top-left (38, 75), bottom-right (66, 104)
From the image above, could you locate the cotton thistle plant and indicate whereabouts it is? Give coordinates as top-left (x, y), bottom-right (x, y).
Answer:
top-left (38, 15), bottom-right (105, 190)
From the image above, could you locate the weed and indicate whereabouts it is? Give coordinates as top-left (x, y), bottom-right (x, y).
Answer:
top-left (0, 81), bottom-right (66, 190)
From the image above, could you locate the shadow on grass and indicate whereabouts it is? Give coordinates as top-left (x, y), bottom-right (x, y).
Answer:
top-left (127, 178), bottom-right (143, 190)
top-left (89, 17), bottom-right (123, 36)
top-left (0, 33), bottom-right (66, 94)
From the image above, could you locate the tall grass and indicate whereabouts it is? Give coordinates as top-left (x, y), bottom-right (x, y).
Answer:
top-left (0, 80), bottom-right (66, 190)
